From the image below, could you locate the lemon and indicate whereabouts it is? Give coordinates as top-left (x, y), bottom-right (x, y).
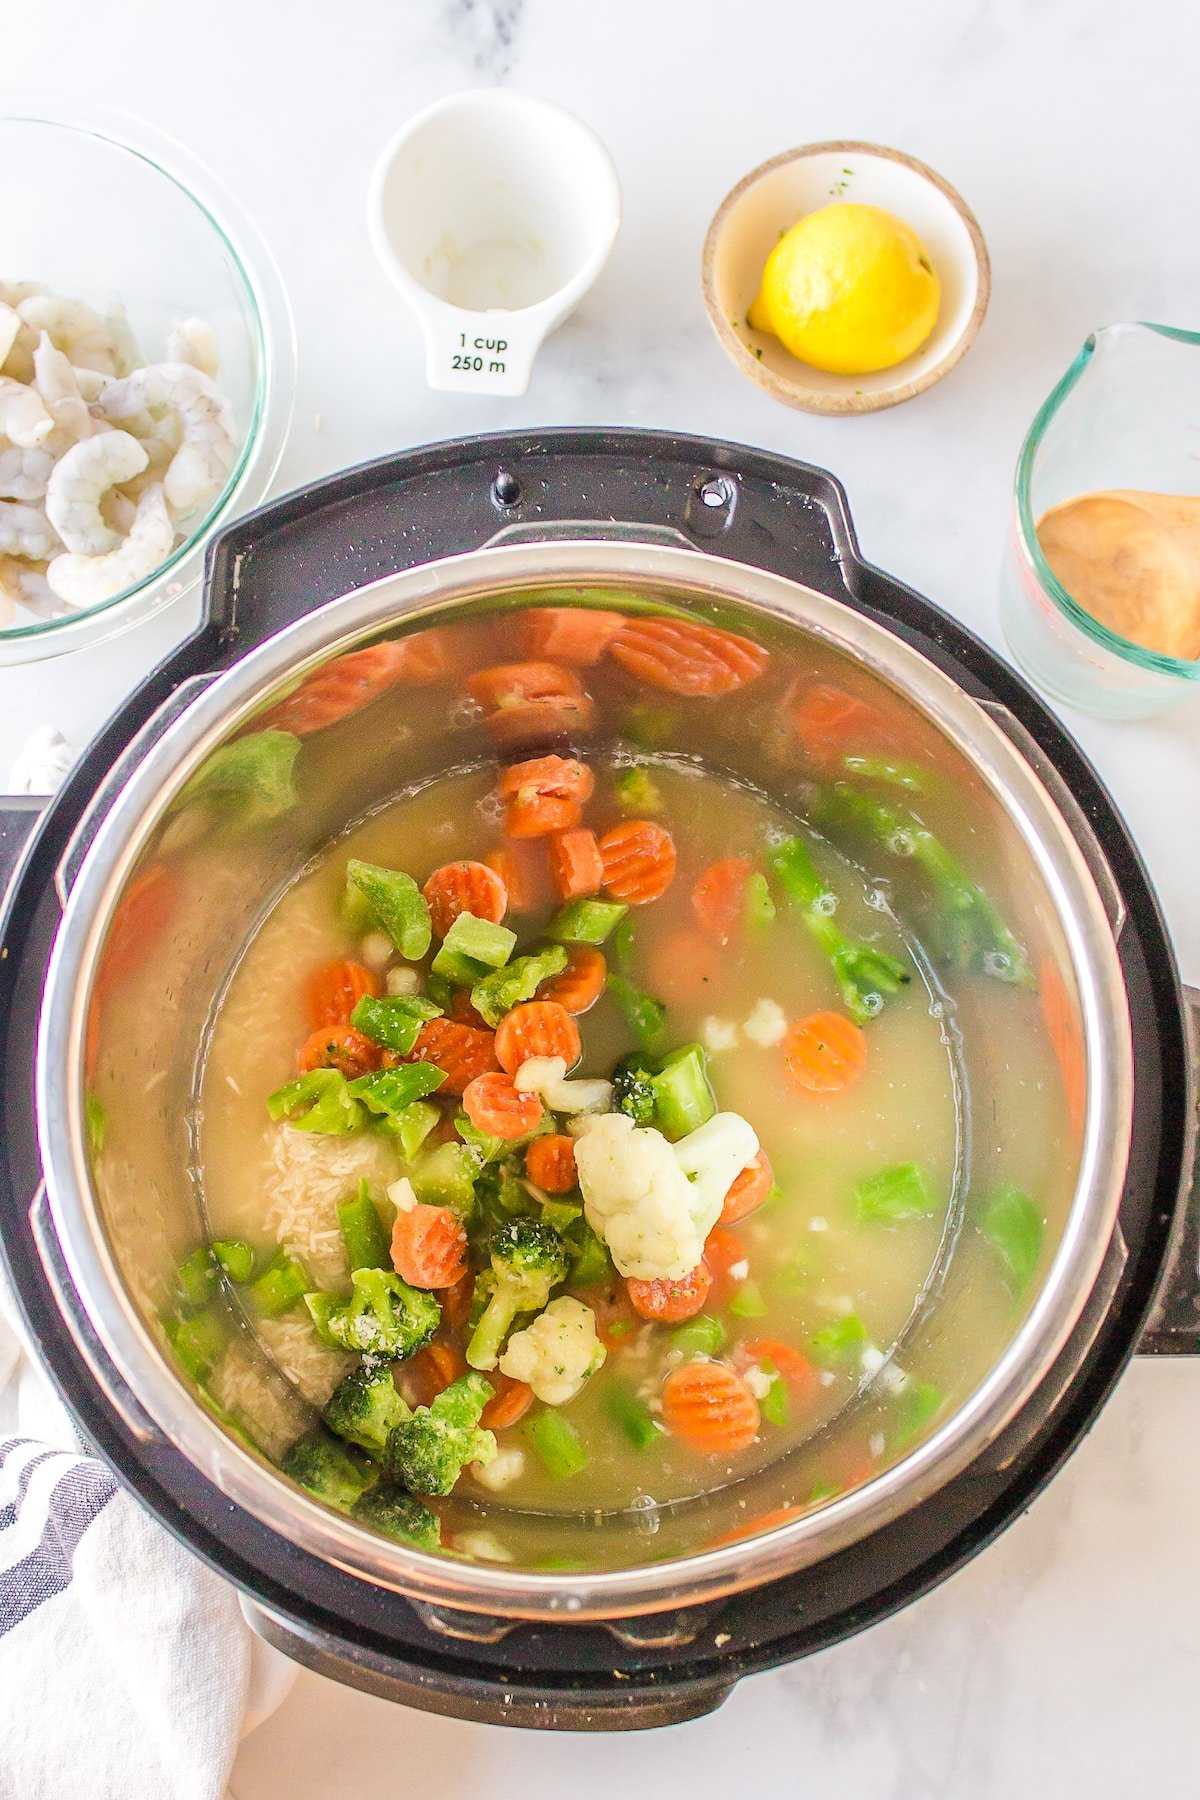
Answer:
top-left (748, 203), bottom-right (940, 376)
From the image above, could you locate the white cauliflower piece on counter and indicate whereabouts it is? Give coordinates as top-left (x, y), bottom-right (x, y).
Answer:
top-left (575, 1112), bottom-right (702, 1279)
top-left (673, 1112), bottom-right (760, 1242)
top-left (498, 1296), bottom-right (606, 1406)
top-left (514, 1055), bottom-right (613, 1116)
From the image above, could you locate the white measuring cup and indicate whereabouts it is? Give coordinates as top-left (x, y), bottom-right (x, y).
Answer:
top-left (368, 90), bottom-right (621, 397)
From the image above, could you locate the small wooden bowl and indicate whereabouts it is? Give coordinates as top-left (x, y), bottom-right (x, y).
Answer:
top-left (702, 140), bottom-right (990, 415)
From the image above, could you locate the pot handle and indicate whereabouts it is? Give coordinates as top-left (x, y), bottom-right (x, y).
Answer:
top-left (1137, 984), bottom-right (1200, 1354)
top-left (241, 1597), bottom-right (736, 1730)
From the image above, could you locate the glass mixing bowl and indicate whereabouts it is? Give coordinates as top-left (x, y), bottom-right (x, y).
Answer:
top-left (0, 101), bottom-right (295, 664)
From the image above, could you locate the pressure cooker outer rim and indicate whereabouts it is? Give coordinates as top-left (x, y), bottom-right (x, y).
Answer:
top-left (0, 430), bottom-right (1186, 1695)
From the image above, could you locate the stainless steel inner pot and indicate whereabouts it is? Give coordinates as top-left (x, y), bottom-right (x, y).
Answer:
top-left (35, 538), bottom-right (1133, 1622)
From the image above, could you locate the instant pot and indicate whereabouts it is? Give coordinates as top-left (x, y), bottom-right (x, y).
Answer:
top-left (1, 429), bottom-right (1197, 1729)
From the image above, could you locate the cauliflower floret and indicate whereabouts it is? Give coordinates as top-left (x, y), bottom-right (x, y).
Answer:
top-left (700, 1017), bottom-right (740, 1054)
top-left (575, 1110), bottom-right (761, 1280)
top-left (574, 1112), bottom-right (702, 1279)
top-left (672, 1111), bottom-right (760, 1242)
top-left (514, 1055), bottom-right (613, 1116)
top-left (470, 1444), bottom-right (526, 1491)
top-left (743, 997), bottom-right (787, 1047)
top-left (498, 1296), bottom-right (606, 1406)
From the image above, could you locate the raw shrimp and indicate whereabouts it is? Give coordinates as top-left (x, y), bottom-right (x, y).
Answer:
top-left (105, 304), bottom-right (143, 378)
top-left (47, 481), bottom-right (174, 607)
top-left (0, 502), bottom-right (60, 561)
top-left (33, 333), bottom-right (94, 447)
top-left (0, 305), bottom-right (20, 369)
top-left (167, 317), bottom-right (219, 380)
top-left (100, 489), bottom-right (137, 534)
top-left (72, 367), bottom-right (108, 402)
top-left (17, 295), bottom-right (116, 376)
top-left (45, 431), bottom-right (148, 555)
top-left (0, 556), bottom-right (59, 623)
top-left (0, 282), bottom-right (46, 308)
top-left (0, 378), bottom-right (53, 449)
top-left (96, 362), bottom-right (235, 515)
top-left (0, 445), bottom-right (54, 502)
top-left (0, 286), bottom-right (44, 382)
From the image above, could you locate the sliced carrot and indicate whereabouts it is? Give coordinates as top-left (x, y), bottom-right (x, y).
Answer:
top-left (422, 860), bottom-right (508, 939)
top-left (497, 753), bottom-right (595, 801)
top-left (398, 1018), bottom-right (498, 1093)
top-left (627, 1262), bottom-right (712, 1323)
top-left (470, 662), bottom-right (584, 712)
top-left (469, 662), bottom-right (595, 751)
top-left (701, 1225), bottom-right (747, 1299)
top-left (442, 1270), bottom-right (475, 1337)
top-left (506, 791), bottom-right (582, 839)
top-left (485, 842), bottom-right (547, 914)
top-left (260, 638), bottom-right (449, 737)
top-left (611, 617), bottom-right (769, 697)
top-left (390, 1204), bottom-right (469, 1289)
top-left (540, 944), bottom-right (607, 1015)
top-left (521, 607), bottom-right (625, 664)
top-left (461, 1071), bottom-right (544, 1140)
top-left (738, 1337), bottom-right (817, 1397)
top-left (787, 681), bottom-right (890, 765)
top-left (297, 1025), bottom-right (380, 1079)
top-left (494, 1000), bottom-right (581, 1075)
top-left (525, 1134), bottom-right (578, 1193)
top-left (782, 1011), bottom-right (868, 1094)
top-left (719, 1150), bottom-right (774, 1225)
top-left (304, 959), bottom-right (380, 1030)
top-left (599, 819), bottom-right (676, 904)
top-left (692, 856), bottom-right (753, 942)
top-left (402, 1337), bottom-right (469, 1407)
top-left (548, 827), bottom-right (604, 901)
top-left (95, 863), bottom-right (178, 1003)
top-left (646, 925), bottom-right (721, 1006)
top-left (661, 1361), bottom-right (760, 1456)
top-left (485, 693), bottom-right (596, 752)
top-left (1038, 952), bottom-right (1085, 1136)
top-left (480, 1372), bottom-right (535, 1430)
top-left (498, 753), bottom-right (595, 840)
top-left (710, 1505), bottom-right (807, 1548)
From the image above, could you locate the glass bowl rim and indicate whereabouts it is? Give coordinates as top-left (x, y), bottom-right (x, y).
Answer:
top-left (0, 96), bottom-right (295, 648)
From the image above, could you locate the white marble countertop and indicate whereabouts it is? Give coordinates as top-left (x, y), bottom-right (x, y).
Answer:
top-left (6, 0), bottom-right (1200, 1792)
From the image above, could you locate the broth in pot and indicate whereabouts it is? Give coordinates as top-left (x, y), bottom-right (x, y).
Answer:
top-left (85, 590), bottom-right (1078, 1573)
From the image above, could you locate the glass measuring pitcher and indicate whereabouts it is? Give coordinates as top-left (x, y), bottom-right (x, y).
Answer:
top-left (1000, 322), bottom-right (1200, 718)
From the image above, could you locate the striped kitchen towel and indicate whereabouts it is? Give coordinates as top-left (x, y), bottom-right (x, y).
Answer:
top-left (0, 1282), bottom-right (253, 1800)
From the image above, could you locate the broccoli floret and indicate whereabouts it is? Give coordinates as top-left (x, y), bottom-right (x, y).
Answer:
top-left (611, 1055), bottom-right (656, 1128)
top-left (306, 1267), bottom-right (440, 1359)
top-left (466, 1219), bottom-right (572, 1370)
top-left (352, 1482), bottom-right (441, 1549)
top-left (322, 1361), bottom-right (411, 1455)
top-left (615, 765), bottom-right (663, 814)
top-left (383, 1373), bottom-right (497, 1496)
top-left (281, 1426), bottom-right (377, 1509)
